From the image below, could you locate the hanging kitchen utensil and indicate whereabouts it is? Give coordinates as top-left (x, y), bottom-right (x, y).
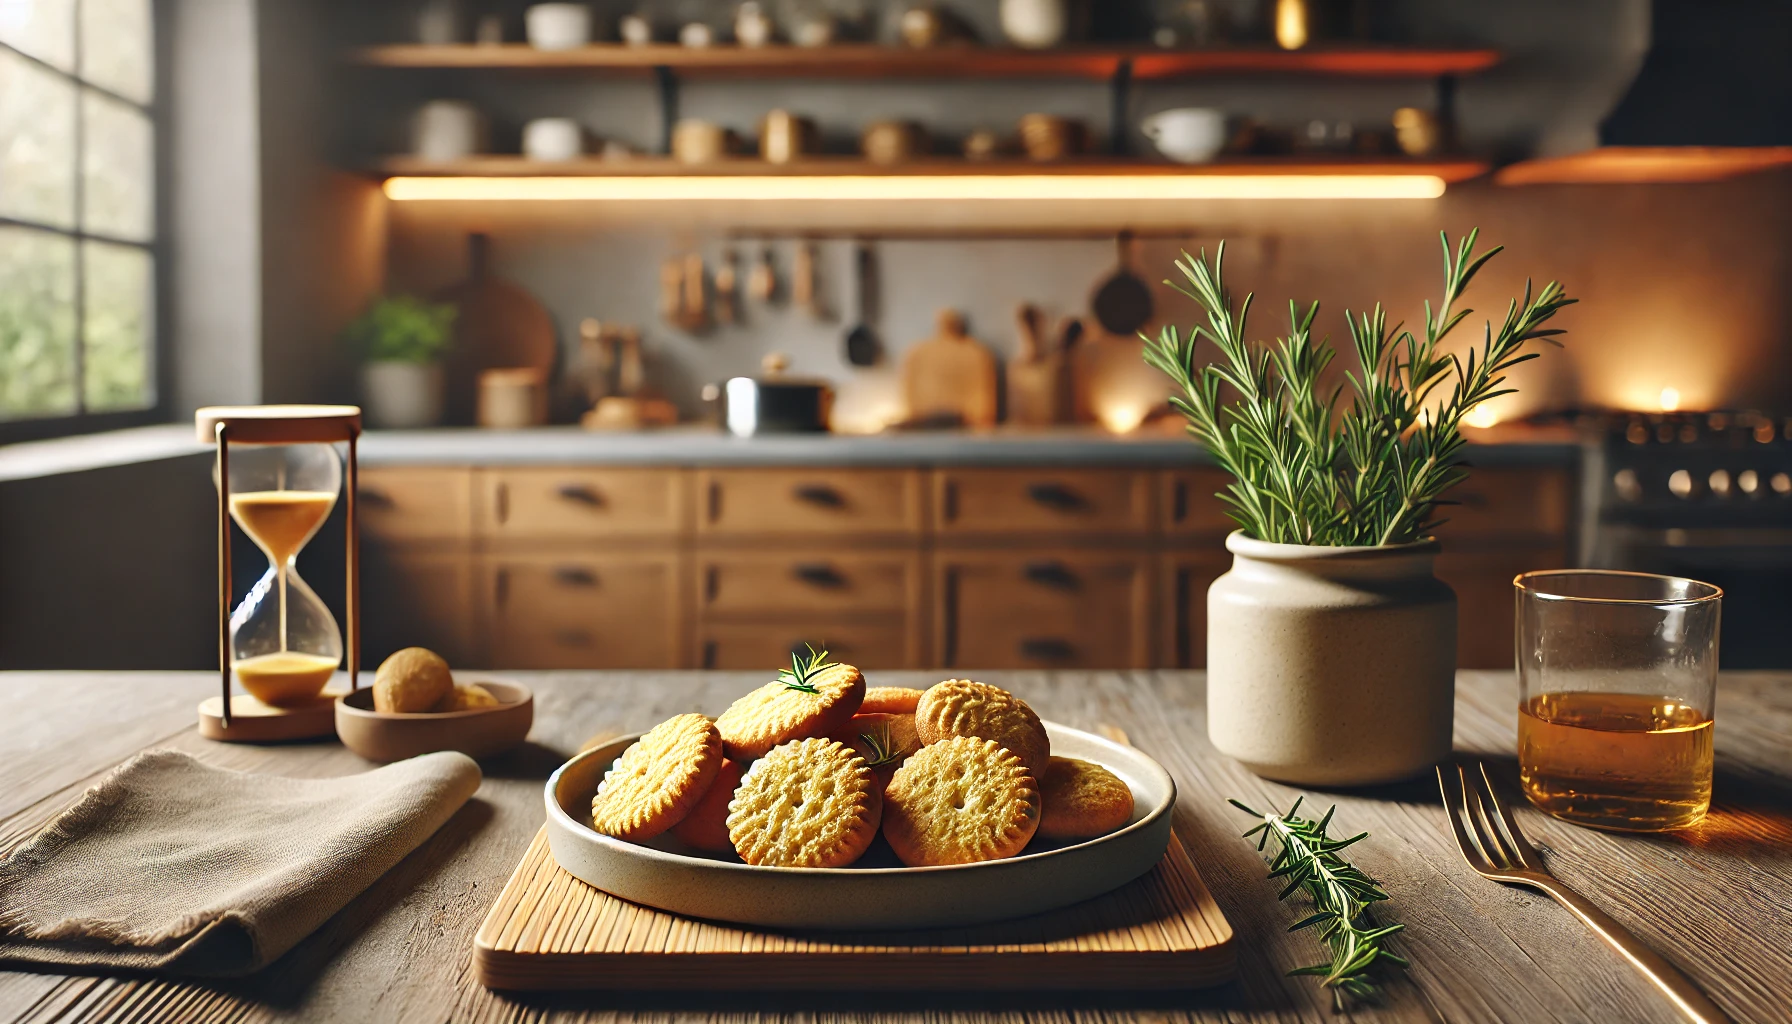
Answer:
top-left (1007, 303), bottom-right (1065, 426)
top-left (793, 240), bottom-right (819, 319)
top-left (748, 245), bottom-right (777, 303)
top-left (843, 241), bottom-right (882, 367)
top-left (616, 327), bottom-right (645, 396)
top-left (659, 256), bottom-right (685, 326)
top-left (1091, 230), bottom-right (1153, 338)
top-left (901, 309), bottom-right (998, 428)
top-left (680, 251), bottom-right (710, 331)
top-left (715, 247), bottom-right (741, 325)
top-left (437, 233), bottom-right (558, 425)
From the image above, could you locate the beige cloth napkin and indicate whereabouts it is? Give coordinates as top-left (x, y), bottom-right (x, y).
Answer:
top-left (0, 748), bottom-right (481, 976)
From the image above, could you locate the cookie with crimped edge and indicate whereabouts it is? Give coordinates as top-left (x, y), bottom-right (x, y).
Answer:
top-left (672, 757), bottom-right (747, 853)
top-left (914, 679), bottom-right (1051, 778)
top-left (1038, 756), bottom-right (1135, 840)
top-left (882, 736), bottom-right (1041, 866)
top-left (860, 686), bottom-right (925, 715)
top-left (726, 738), bottom-right (882, 867)
top-left (590, 714), bottom-right (722, 841)
top-left (715, 646), bottom-right (865, 760)
top-left (831, 712), bottom-right (922, 787)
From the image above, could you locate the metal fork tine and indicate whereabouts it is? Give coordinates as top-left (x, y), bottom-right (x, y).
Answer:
top-left (1462, 765), bottom-right (1520, 870)
top-left (1435, 764), bottom-right (1495, 874)
top-left (1478, 762), bottom-right (1548, 872)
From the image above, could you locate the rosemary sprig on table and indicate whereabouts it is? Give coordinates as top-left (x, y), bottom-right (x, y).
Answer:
top-left (1230, 796), bottom-right (1408, 1010)
top-left (1144, 229), bottom-right (1575, 546)
top-left (777, 644), bottom-right (834, 694)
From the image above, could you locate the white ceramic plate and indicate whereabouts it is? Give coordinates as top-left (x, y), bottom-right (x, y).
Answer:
top-left (543, 721), bottom-right (1176, 930)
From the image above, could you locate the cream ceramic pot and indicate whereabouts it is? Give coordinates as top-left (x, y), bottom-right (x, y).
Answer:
top-left (1207, 532), bottom-right (1457, 786)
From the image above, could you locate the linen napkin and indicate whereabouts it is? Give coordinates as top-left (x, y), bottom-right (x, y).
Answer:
top-left (0, 748), bottom-right (481, 976)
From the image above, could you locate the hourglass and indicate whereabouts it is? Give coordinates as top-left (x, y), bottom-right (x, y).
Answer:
top-left (196, 406), bottom-right (362, 740)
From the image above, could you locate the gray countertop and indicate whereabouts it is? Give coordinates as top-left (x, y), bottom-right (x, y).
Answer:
top-left (0, 424), bottom-right (1580, 482)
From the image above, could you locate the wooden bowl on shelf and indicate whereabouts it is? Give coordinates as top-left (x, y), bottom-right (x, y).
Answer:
top-left (336, 675), bottom-right (533, 763)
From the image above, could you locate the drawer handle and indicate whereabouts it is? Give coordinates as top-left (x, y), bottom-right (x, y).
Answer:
top-left (554, 629), bottom-right (593, 647)
top-left (792, 562), bottom-right (845, 588)
top-left (359, 486), bottom-right (394, 508)
top-left (1023, 560), bottom-right (1078, 588)
top-left (1026, 482), bottom-right (1088, 511)
top-left (1018, 638), bottom-right (1074, 661)
top-left (1171, 480), bottom-right (1188, 523)
top-left (792, 484), bottom-right (845, 508)
top-left (553, 565), bottom-right (597, 586)
top-left (1456, 492), bottom-right (1490, 509)
top-left (556, 483), bottom-right (605, 506)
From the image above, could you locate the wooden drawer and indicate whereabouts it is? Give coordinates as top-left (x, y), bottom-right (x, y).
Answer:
top-left (696, 620), bottom-right (916, 670)
top-left (483, 553), bottom-right (683, 669)
top-left (1160, 469), bottom-right (1236, 537)
top-left (935, 469), bottom-right (1153, 536)
top-left (1159, 551), bottom-right (1231, 668)
top-left (936, 552), bottom-right (1152, 669)
top-left (481, 468), bottom-right (685, 540)
top-left (357, 468), bottom-right (473, 543)
top-left (361, 547), bottom-right (478, 669)
top-left (697, 469), bottom-right (923, 537)
top-left (1437, 545), bottom-right (1568, 669)
top-left (1442, 467), bottom-right (1572, 540)
top-left (697, 551), bottom-right (919, 616)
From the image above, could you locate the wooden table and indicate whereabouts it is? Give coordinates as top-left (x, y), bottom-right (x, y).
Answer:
top-left (1, 671), bottom-right (1788, 1024)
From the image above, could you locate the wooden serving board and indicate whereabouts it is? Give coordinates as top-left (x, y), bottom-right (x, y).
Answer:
top-left (474, 827), bottom-right (1234, 992)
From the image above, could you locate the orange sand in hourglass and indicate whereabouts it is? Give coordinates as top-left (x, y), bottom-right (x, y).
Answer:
top-left (229, 490), bottom-right (339, 705)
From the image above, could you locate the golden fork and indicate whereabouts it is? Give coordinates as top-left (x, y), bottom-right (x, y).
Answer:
top-left (1436, 762), bottom-right (1734, 1024)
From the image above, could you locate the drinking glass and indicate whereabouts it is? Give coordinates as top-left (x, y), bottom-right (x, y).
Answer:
top-left (1515, 570), bottom-right (1721, 831)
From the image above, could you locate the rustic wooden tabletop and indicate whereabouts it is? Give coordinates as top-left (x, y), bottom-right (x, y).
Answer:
top-left (0, 670), bottom-right (1787, 1024)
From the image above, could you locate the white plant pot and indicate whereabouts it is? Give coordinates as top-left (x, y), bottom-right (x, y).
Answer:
top-left (361, 361), bottom-right (444, 429)
top-left (1207, 531), bottom-right (1457, 786)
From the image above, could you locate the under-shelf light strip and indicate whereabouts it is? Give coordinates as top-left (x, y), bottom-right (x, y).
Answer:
top-left (382, 174), bottom-right (1447, 202)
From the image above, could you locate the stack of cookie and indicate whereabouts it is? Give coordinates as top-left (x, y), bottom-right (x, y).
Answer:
top-left (587, 651), bottom-right (1134, 869)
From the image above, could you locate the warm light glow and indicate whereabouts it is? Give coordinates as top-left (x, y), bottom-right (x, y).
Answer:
top-left (381, 174), bottom-right (1448, 203)
top-left (1659, 387), bottom-right (1681, 412)
top-left (1462, 405), bottom-right (1501, 429)
top-left (1096, 400), bottom-right (1151, 434)
top-left (1274, 0), bottom-right (1309, 50)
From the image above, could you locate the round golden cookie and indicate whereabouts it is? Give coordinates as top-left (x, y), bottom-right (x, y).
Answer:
top-left (435, 682), bottom-right (500, 712)
top-left (672, 757), bottom-right (747, 854)
top-left (860, 686), bottom-right (924, 715)
top-left (1038, 757), bottom-right (1134, 840)
top-left (882, 736), bottom-right (1041, 867)
top-left (374, 647), bottom-right (452, 714)
top-left (590, 714), bottom-right (723, 841)
top-left (726, 738), bottom-right (882, 867)
top-left (715, 660), bottom-right (865, 760)
top-left (831, 713), bottom-right (922, 786)
top-left (914, 679), bottom-right (1050, 778)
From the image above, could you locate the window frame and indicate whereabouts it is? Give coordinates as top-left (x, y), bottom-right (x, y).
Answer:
top-left (0, 0), bottom-right (169, 444)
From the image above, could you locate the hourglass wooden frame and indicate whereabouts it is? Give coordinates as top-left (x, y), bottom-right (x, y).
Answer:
top-left (195, 405), bottom-right (362, 731)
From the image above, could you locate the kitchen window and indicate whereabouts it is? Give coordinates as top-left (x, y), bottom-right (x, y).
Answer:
top-left (0, 0), bottom-right (158, 438)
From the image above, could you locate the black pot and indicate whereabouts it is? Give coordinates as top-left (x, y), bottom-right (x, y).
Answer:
top-left (719, 375), bottom-right (833, 436)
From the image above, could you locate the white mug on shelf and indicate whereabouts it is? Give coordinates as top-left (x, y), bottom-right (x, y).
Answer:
top-left (525, 3), bottom-right (591, 50)
top-left (1139, 107), bottom-right (1227, 164)
top-left (523, 117), bottom-right (583, 161)
top-left (412, 100), bottom-right (485, 161)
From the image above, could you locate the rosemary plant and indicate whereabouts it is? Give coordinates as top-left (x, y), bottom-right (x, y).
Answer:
top-left (1230, 797), bottom-right (1408, 1010)
top-left (777, 644), bottom-right (834, 694)
top-left (1144, 230), bottom-right (1575, 546)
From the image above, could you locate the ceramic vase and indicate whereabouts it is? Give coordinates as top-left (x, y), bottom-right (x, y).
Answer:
top-left (1207, 531), bottom-right (1457, 786)
top-left (1000, 0), bottom-right (1068, 48)
top-left (361, 361), bottom-right (444, 429)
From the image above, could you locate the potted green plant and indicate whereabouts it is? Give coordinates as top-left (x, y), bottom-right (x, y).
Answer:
top-left (1145, 231), bottom-right (1574, 785)
top-left (345, 295), bottom-right (457, 429)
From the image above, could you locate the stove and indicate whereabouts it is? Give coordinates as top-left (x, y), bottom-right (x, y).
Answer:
top-left (1584, 411), bottom-right (1792, 668)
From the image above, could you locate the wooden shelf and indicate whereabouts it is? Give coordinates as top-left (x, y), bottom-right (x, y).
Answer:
top-left (348, 43), bottom-right (1500, 80)
top-left (373, 155), bottom-right (1491, 183)
top-left (1495, 146), bottom-right (1792, 185)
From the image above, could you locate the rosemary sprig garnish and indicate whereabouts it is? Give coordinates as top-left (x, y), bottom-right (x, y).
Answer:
top-left (857, 723), bottom-right (901, 768)
top-left (777, 644), bottom-right (834, 694)
top-left (1230, 796), bottom-right (1408, 1010)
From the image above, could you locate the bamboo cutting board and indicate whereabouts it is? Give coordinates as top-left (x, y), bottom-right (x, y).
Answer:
top-left (473, 827), bottom-right (1234, 992)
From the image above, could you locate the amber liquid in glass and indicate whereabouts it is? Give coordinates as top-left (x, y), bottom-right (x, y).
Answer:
top-left (1518, 692), bottom-right (1713, 831)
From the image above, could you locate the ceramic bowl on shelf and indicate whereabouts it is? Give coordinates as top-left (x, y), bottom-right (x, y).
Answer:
top-left (1141, 107), bottom-right (1227, 164)
top-left (336, 675), bottom-right (533, 762)
top-left (543, 721), bottom-right (1176, 930)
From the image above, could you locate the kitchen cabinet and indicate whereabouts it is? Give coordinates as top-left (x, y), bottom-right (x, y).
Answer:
top-left (354, 460), bottom-right (1573, 672)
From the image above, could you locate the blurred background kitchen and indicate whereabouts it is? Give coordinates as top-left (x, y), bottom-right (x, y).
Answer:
top-left (2, 0), bottom-right (1789, 674)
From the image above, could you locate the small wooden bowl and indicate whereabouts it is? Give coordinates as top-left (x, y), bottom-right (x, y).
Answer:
top-left (336, 676), bottom-right (533, 763)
